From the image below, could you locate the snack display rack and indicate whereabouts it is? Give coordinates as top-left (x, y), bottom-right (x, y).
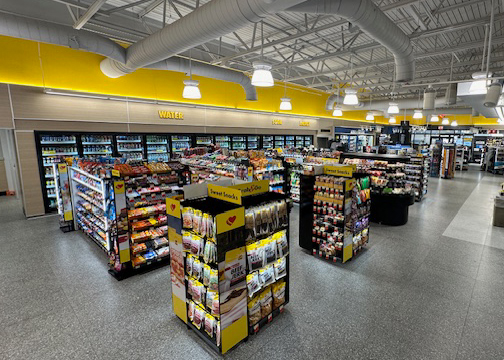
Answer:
top-left (455, 146), bottom-right (469, 171)
top-left (70, 166), bottom-right (114, 251)
top-left (340, 153), bottom-right (414, 226)
top-left (122, 161), bottom-right (187, 270)
top-left (298, 164), bottom-right (370, 263)
top-left (430, 144), bottom-right (442, 177)
top-left (408, 155), bottom-right (429, 201)
top-left (250, 158), bottom-right (287, 194)
top-left (167, 182), bottom-right (289, 354)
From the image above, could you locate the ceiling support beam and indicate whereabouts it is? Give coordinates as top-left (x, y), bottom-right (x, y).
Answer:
top-left (73, 0), bottom-right (108, 29)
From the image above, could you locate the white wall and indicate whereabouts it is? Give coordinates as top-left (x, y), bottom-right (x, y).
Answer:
top-left (0, 129), bottom-right (21, 196)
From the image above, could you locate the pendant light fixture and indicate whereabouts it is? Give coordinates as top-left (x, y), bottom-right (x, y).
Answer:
top-left (430, 114), bottom-right (439, 122)
top-left (366, 95), bottom-right (374, 121)
top-left (387, 102), bottom-right (399, 114)
top-left (183, 50), bottom-right (201, 99)
top-left (333, 83), bottom-right (343, 116)
top-left (441, 117), bottom-right (450, 125)
top-left (451, 114), bottom-right (458, 127)
top-left (252, 21), bottom-right (274, 87)
top-left (279, 68), bottom-right (291, 110)
top-left (343, 56), bottom-right (359, 105)
top-left (333, 106), bottom-right (343, 117)
top-left (389, 116), bottom-right (396, 124)
top-left (413, 90), bottom-right (423, 119)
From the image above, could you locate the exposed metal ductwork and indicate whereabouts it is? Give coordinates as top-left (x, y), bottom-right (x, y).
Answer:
top-left (147, 58), bottom-right (257, 101)
top-left (286, 0), bottom-right (415, 82)
top-left (0, 12), bottom-right (257, 100)
top-left (0, 12), bottom-right (126, 63)
top-left (100, 0), bottom-right (307, 78)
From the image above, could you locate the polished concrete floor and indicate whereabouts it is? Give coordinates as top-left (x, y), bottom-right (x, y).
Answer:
top-left (1, 166), bottom-right (504, 359)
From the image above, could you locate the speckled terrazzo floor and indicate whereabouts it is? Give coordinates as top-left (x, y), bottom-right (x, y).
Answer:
top-left (1, 166), bottom-right (504, 360)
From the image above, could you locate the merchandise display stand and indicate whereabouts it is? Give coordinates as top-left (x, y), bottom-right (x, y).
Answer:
top-left (407, 155), bottom-right (430, 201)
top-left (167, 181), bottom-right (290, 354)
top-left (69, 160), bottom-right (189, 279)
top-left (299, 164), bottom-right (371, 263)
top-left (441, 144), bottom-right (456, 179)
top-left (54, 163), bottom-right (74, 232)
top-left (455, 146), bottom-right (469, 171)
top-left (341, 153), bottom-right (414, 226)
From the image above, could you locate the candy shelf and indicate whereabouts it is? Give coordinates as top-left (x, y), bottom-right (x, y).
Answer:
top-left (70, 166), bottom-right (112, 252)
top-left (299, 164), bottom-right (370, 263)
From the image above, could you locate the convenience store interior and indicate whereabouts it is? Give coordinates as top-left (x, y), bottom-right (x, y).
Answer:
top-left (2, 0), bottom-right (504, 359)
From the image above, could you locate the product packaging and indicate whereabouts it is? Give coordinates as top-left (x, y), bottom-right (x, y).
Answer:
top-left (186, 254), bottom-right (194, 276)
top-left (193, 306), bottom-right (204, 329)
top-left (204, 313), bottom-right (216, 337)
top-left (246, 271), bottom-right (261, 298)
top-left (183, 231), bottom-right (192, 252)
top-left (246, 241), bottom-right (265, 272)
top-left (192, 259), bottom-right (202, 281)
top-left (275, 230), bottom-right (289, 257)
top-left (209, 269), bottom-right (218, 291)
top-left (259, 264), bottom-right (275, 287)
top-left (262, 237), bottom-right (277, 264)
top-left (182, 207), bottom-right (193, 229)
top-left (188, 301), bottom-right (195, 322)
top-left (247, 296), bottom-right (261, 326)
top-left (274, 256), bottom-right (287, 279)
top-left (259, 286), bottom-right (273, 318)
top-left (203, 264), bottom-right (211, 286)
top-left (272, 281), bottom-right (286, 309)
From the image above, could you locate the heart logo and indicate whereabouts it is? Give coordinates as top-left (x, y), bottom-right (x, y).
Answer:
top-left (116, 184), bottom-right (123, 189)
top-left (226, 216), bottom-right (236, 226)
top-left (170, 204), bottom-right (176, 211)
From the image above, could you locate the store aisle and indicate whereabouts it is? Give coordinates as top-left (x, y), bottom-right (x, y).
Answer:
top-left (1, 168), bottom-right (504, 360)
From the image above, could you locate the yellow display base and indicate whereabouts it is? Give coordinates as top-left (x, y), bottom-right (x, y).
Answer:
top-left (221, 315), bottom-right (247, 354)
top-left (172, 294), bottom-right (187, 324)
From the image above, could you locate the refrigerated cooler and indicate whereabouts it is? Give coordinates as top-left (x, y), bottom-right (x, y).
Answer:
top-left (274, 135), bottom-right (285, 148)
top-left (116, 135), bottom-right (144, 160)
top-left (263, 135), bottom-right (273, 148)
top-left (81, 134), bottom-right (113, 156)
top-left (247, 136), bottom-right (259, 149)
top-left (146, 135), bottom-right (170, 162)
top-left (38, 134), bottom-right (79, 212)
top-left (196, 135), bottom-right (213, 146)
top-left (171, 135), bottom-right (191, 154)
top-left (215, 135), bottom-right (230, 149)
top-left (295, 136), bottom-right (304, 147)
top-left (304, 136), bottom-right (312, 146)
top-left (285, 135), bottom-right (295, 148)
top-left (231, 136), bottom-right (247, 150)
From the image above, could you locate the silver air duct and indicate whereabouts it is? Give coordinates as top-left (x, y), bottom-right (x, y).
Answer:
top-left (0, 12), bottom-right (257, 100)
top-left (325, 94), bottom-right (338, 111)
top-left (286, 0), bottom-right (415, 82)
top-left (148, 58), bottom-right (257, 101)
top-left (423, 88), bottom-right (436, 110)
top-left (444, 83), bottom-right (457, 105)
top-left (0, 12), bottom-right (126, 63)
top-left (100, 0), bottom-right (307, 78)
top-left (484, 82), bottom-right (502, 107)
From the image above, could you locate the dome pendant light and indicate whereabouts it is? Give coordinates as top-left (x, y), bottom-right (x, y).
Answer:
top-left (366, 95), bottom-right (374, 121)
top-left (387, 102), bottom-right (399, 114)
top-left (413, 90), bottom-right (423, 119)
top-left (430, 114), bottom-right (439, 122)
top-left (333, 106), bottom-right (343, 117)
top-left (343, 56), bottom-right (359, 105)
top-left (279, 68), bottom-right (292, 110)
top-left (183, 50), bottom-right (201, 99)
top-left (389, 116), bottom-right (396, 124)
top-left (451, 115), bottom-right (458, 126)
top-left (343, 89), bottom-right (359, 105)
top-left (252, 21), bottom-right (274, 87)
top-left (441, 117), bottom-right (450, 125)
top-left (333, 83), bottom-right (343, 117)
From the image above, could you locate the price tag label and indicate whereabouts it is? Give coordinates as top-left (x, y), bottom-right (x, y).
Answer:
top-left (267, 314), bottom-right (273, 323)
top-left (253, 324), bottom-right (259, 333)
